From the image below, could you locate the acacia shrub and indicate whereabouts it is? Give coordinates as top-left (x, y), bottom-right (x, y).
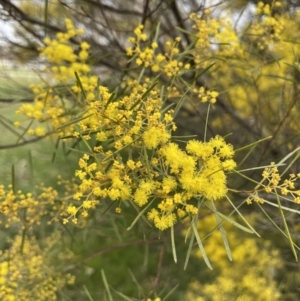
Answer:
top-left (1, 2), bottom-right (300, 300)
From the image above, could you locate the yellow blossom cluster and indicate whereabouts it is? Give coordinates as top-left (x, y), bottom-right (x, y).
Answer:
top-left (0, 232), bottom-right (75, 301)
top-left (0, 175), bottom-right (82, 229)
top-left (13, 18), bottom-right (236, 233)
top-left (15, 19), bottom-right (92, 137)
top-left (256, 1), bottom-right (283, 15)
top-left (0, 184), bottom-right (61, 227)
top-left (246, 163), bottom-right (300, 204)
top-left (214, 21), bottom-right (243, 57)
top-left (187, 11), bottom-right (247, 70)
top-left (126, 25), bottom-right (190, 77)
top-left (15, 82), bottom-right (69, 136)
top-left (31, 21), bottom-right (238, 231)
top-left (190, 11), bottom-right (221, 50)
top-left (69, 108), bottom-right (236, 230)
top-left (190, 1), bottom-right (283, 60)
top-left (190, 12), bottom-right (226, 67)
top-left (264, 164), bottom-right (300, 201)
top-left (41, 19), bottom-right (90, 82)
top-left (249, 1), bottom-right (285, 50)
top-left (194, 86), bottom-right (219, 104)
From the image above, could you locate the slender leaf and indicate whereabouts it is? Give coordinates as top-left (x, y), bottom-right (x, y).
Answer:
top-left (51, 138), bottom-right (60, 163)
top-left (83, 285), bottom-right (95, 301)
top-left (235, 136), bottom-right (272, 152)
top-left (113, 291), bottom-right (132, 301)
top-left (275, 191), bottom-right (298, 261)
top-left (263, 199), bottom-right (300, 214)
top-left (210, 200), bottom-right (232, 261)
top-left (172, 88), bottom-right (190, 119)
top-left (16, 119), bottom-right (34, 144)
top-left (74, 71), bottom-right (87, 100)
top-left (204, 104), bottom-right (210, 142)
top-left (44, 0), bottom-right (49, 37)
top-left (20, 226), bottom-right (27, 255)
top-left (128, 269), bottom-right (145, 297)
top-left (192, 63), bottom-right (216, 84)
top-left (28, 150), bottom-right (35, 189)
top-left (192, 218), bottom-right (212, 269)
top-left (56, 113), bottom-right (93, 130)
top-left (278, 146), bottom-right (300, 164)
top-left (162, 283), bottom-right (179, 301)
top-left (205, 202), bottom-right (254, 234)
top-left (281, 151), bottom-right (300, 177)
top-left (153, 21), bottom-right (160, 42)
top-left (11, 164), bottom-right (15, 194)
top-left (129, 80), bottom-right (158, 111)
top-left (104, 91), bottom-right (116, 109)
top-left (184, 230), bottom-right (194, 270)
top-left (101, 269), bottom-right (113, 301)
top-left (225, 195), bottom-right (260, 237)
top-left (127, 198), bottom-right (155, 230)
top-left (171, 226), bottom-right (177, 263)
top-left (257, 203), bottom-right (300, 251)
top-left (236, 163), bottom-right (285, 173)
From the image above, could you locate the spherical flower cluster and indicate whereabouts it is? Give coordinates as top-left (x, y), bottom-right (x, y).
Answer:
top-left (194, 86), bottom-right (219, 104)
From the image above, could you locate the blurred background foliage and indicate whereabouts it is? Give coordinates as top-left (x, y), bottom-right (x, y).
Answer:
top-left (1, 0), bottom-right (300, 300)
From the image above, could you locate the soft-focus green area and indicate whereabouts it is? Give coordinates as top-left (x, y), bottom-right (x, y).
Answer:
top-left (0, 68), bottom-right (79, 189)
top-left (0, 103), bottom-right (77, 189)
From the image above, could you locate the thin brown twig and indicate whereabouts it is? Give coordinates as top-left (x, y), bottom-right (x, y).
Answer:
top-left (0, 133), bottom-right (51, 149)
top-left (151, 244), bottom-right (165, 295)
